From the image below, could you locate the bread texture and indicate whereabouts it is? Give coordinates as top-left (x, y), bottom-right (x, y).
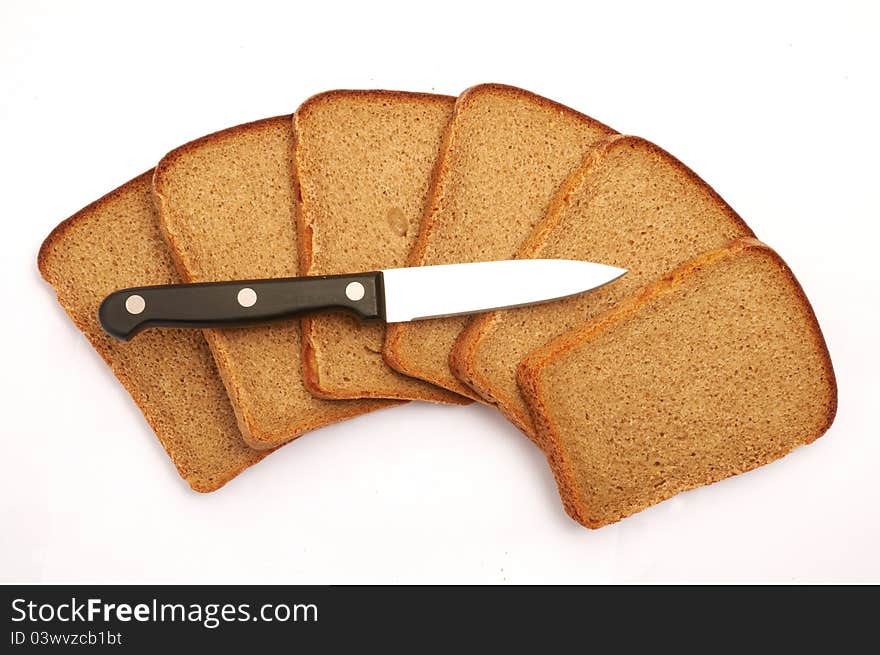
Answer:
top-left (518, 239), bottom-right (837, 529)
top-left (154, 116), bottom-right (399, 449)
top-left (451, 135), bottom-right (754, 439)
top-left (384, 84), bottom-right (615, 399)
top-left (293, 90), bottom-right (468, 404)
top-left (38, 173), bottom-right (269, 492)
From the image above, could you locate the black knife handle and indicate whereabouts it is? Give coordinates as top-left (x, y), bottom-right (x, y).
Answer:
top-left (98, 272), bottom-right (385, 341)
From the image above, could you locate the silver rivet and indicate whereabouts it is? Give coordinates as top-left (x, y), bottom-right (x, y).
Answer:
top-left (237, 287), bottom-right (257, 308)
top-left (345, 281), bottom-right (365, 301)
top-left (125, 294), bottom-right (145, 315)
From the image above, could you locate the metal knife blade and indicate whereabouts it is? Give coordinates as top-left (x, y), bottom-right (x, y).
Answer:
top-left (381, 259), bottom-right (626, 323)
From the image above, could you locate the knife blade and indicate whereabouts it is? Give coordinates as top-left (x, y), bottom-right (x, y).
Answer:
top-left (98, 259), bottom-right (626, 341)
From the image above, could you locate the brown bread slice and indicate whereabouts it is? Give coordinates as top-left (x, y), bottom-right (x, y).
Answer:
top-left (518, 239), bottom-right (837, 529)
top-left (38, 173), bottom-right (269, 491)
top-left (293, 90), bottom-right (467, 404)
top-left (154, 117), bottom-right (399, 449)
top-left (383, 84), bottom-right (615, 399)
top-left (451, 135), bottom-right (754, 440)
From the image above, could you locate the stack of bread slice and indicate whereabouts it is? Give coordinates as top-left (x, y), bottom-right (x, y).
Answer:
top-left (38, 84), bottom-right (836, 528)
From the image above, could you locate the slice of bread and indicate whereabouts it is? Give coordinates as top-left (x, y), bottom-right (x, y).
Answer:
top-left (293, 90), bottom-right (468, 404)
top-left (451, 136), bottom-right (754, 440)
top-left (518, 239), bottom-right (837, 529)
top-left (38, 173), bottom-right (269, 492)
top-left (384, 84), bottom-right (615, 400)
top-left (154, 116), bottom-right (400, 449)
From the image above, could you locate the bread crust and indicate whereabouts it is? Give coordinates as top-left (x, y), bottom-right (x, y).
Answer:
top-left (383, 83), bottom-right (615, 399)
top-left (153, 117), bottom-right (401, 449)
top-left (292, 90), bottom-right (470, 404)
top-left (38, 172), bottom-right (271, 492)
top-left (516, 238), bottom-right (838, 528)
top-left (450, 134), bottom-right (756, 441)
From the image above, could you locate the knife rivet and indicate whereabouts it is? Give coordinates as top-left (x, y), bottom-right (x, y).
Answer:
top-left (345, 281), bottom-right (365, 301)
top-left (125, 294), bottom-right (145, 315)
top-left (237, 288), bottom-right (257, 308)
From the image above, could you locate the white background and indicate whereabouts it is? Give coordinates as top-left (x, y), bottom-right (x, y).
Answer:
top-left (2, 0), bottom-right (878, 584)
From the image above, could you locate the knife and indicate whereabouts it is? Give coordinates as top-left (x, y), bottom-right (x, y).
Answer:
top-left (98, 259), bottom-right (626, 341)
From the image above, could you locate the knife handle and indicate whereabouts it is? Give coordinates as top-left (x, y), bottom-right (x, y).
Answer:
top-left (98, 272), bottom-right (384, 341)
